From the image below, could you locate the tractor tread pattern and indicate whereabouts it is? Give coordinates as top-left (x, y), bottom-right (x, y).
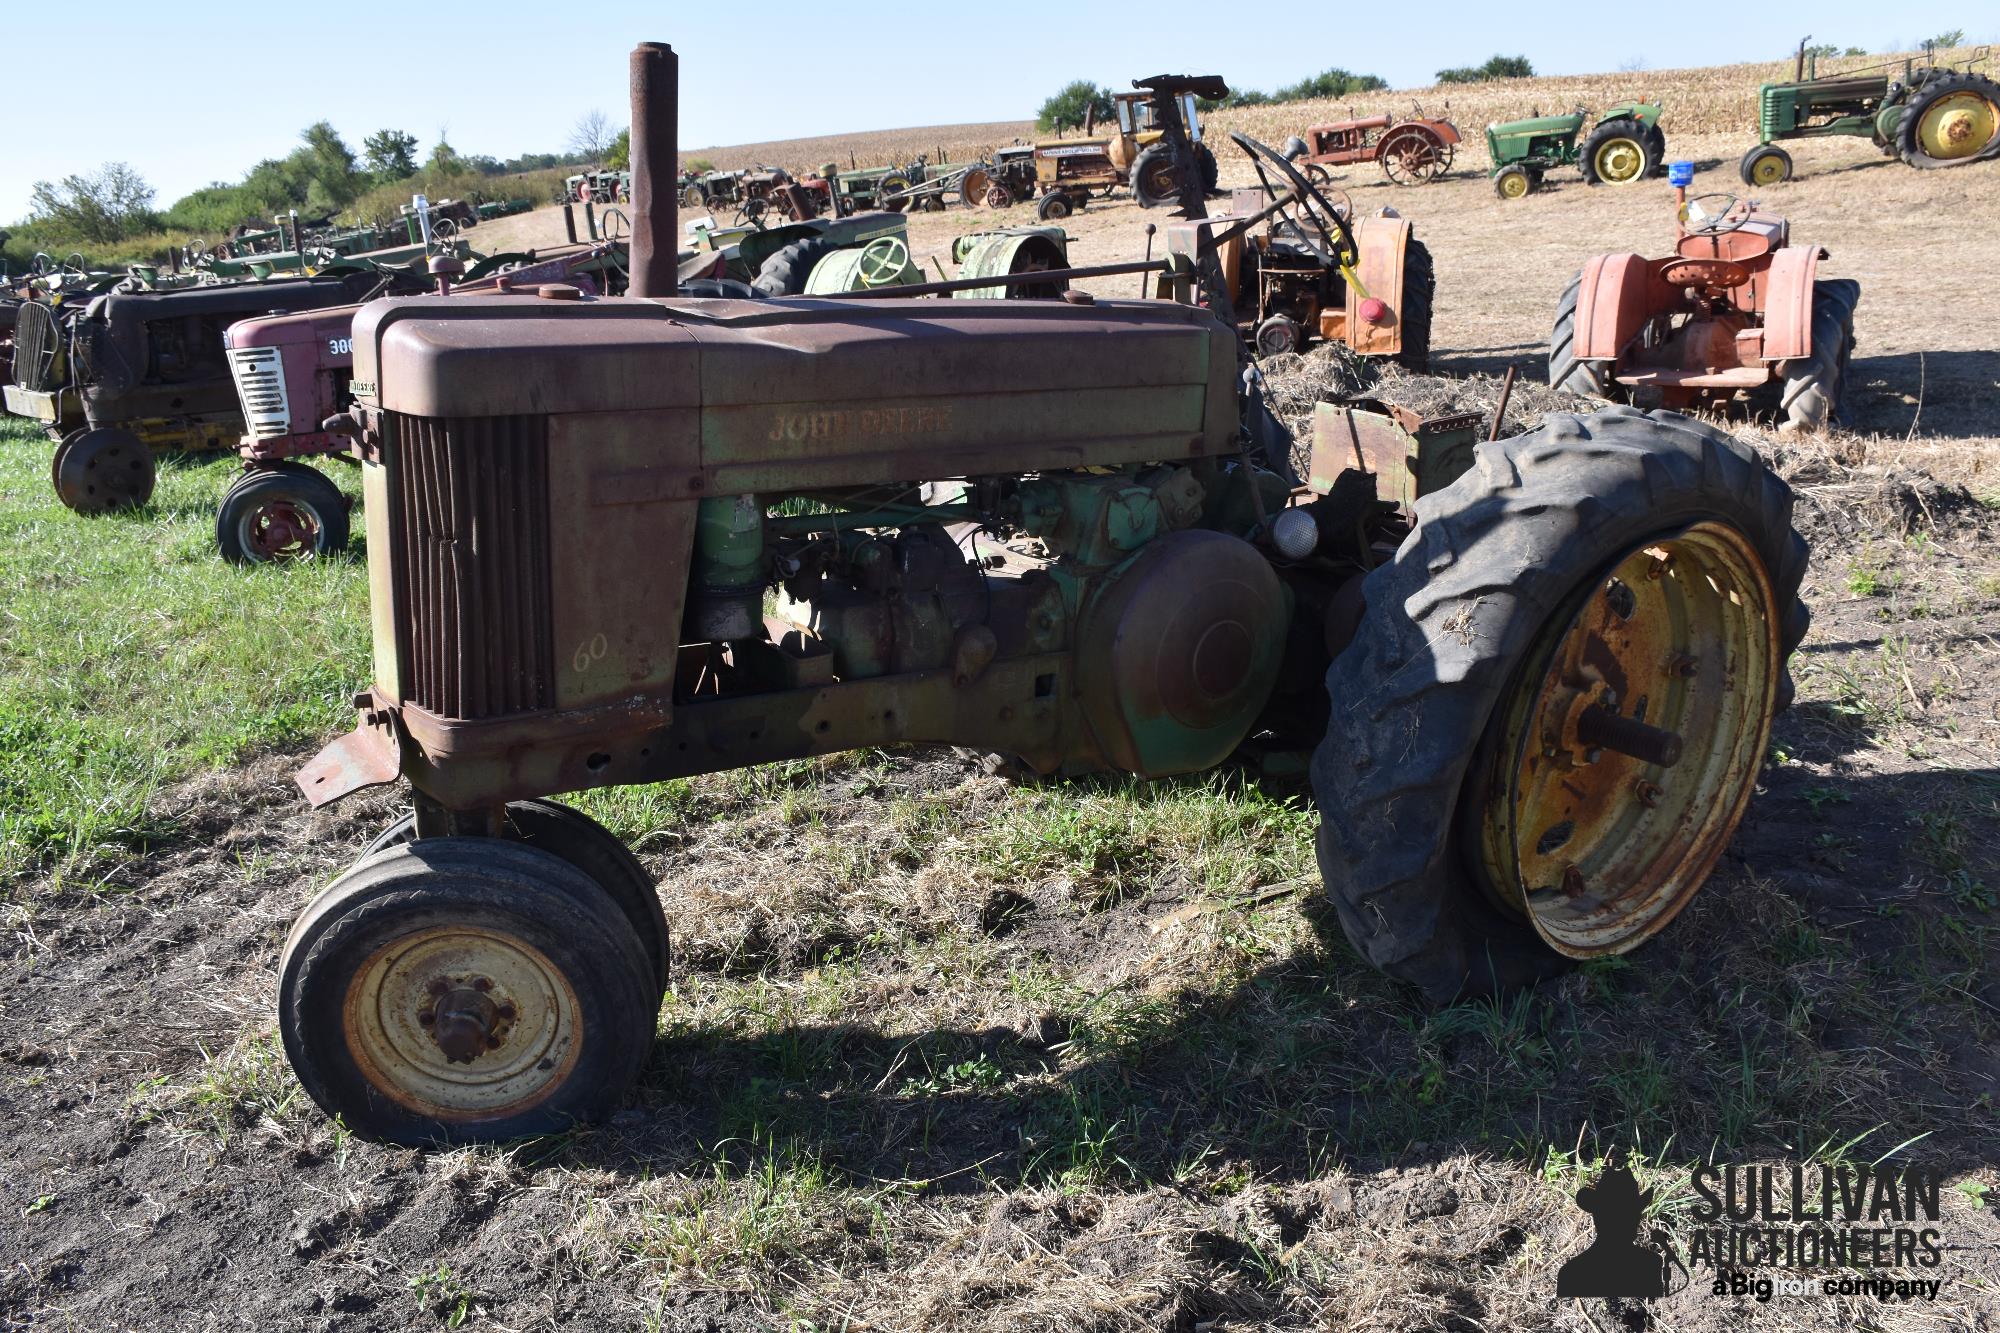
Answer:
top-left (1547, 271), bottom-right (1616, 400)
top-left (752, 238), bottom-right (840, 297)
top-left (1394, 240), bottom-right (1435, 373)
top-left (1308, 408), bottom-right (1808, 1002)
top-left (1579, 117), bottom-right (1658, 185)
top-left (1779, 279), bottom-right (1860, 432)
top-left (1896, 71), bottom-right (2000, 168)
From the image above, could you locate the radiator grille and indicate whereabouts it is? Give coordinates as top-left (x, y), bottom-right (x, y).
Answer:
top-left (226, 347), bottom-right (291, 437)
top-left (13, 301), bottom-right (57, 391)
top-left (388, 414), bottom-right (555, 720)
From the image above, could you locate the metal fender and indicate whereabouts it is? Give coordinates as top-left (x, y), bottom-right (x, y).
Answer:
top-left (1573, 253), bottom-right (1660, 361)
top-left (1760, 245), bottom-right (1822, 361)
top-left (1348, 216), bottom-right (1409, 358)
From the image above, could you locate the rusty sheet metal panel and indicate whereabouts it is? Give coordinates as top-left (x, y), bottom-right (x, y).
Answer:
top-left (1574, 253), bottom-right (1660, 361)
top-left (387, 413), bottom-right (555, 720)
top-left (1348, 217), bottom-right (1407, 359)
top-left (545, 409), bottom-right (701, 712)
top-left (1758, 245), bottom-right (1820, 361)
top-left (1311, 403), bottom-right (1416, 503)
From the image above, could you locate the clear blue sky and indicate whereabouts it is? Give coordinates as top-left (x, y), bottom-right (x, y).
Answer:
top-left (4, 1), bottom-right (1985, 223)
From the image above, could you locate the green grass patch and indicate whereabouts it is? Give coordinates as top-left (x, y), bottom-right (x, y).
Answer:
top-left (0, 418), bottom-right (369, 887)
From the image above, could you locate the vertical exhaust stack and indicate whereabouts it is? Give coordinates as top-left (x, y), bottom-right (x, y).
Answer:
top-left (628, 41), bottom-right (678, 299)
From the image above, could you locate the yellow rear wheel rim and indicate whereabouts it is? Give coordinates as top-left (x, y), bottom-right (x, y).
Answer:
top-left (1595, 138), bottom-right (1644, 183)
top-left (1919, 91), bottom-right (1999, 159)
top-left (1473, 521), bottom-right (1779, 957)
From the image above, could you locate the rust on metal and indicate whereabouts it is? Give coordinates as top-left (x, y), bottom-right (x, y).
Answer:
top-left (626, 42), bottom-right (678, 299)
top-left (1469, 521), bottom-right (1780, 958)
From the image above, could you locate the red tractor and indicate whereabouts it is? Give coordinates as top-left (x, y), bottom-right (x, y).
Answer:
top-left (1284, 111), bottom-right (1461, 185)
top-left (1549, 191), bottom-right (1858, 430)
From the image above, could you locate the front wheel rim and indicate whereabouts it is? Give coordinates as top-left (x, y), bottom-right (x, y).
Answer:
top-left (1471, 520), bottom-right (1779, 957)
top-left (344, 925), bottom-right (584, 1121)
top-left (1500, 171), bottom-right (1528, 197)
top-left (239, 497), bottom-right (322, 560)
top-left (1595, 139), bottom-right (1644, 182)
top-left (1751, 153), bottom-right (1786, 184)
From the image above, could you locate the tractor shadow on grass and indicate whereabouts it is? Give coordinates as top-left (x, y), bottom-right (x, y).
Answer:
top-left (593, 754), bottom-right (2000, 1198)
top-left (1846, 349), bottom-right (2000, 439)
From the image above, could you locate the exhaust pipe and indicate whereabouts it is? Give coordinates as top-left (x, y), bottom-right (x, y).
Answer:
top-left (627, 41), bottom-right (678, 299)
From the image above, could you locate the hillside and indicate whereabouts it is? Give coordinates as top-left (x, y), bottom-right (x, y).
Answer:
top-left (682, 43), bottom-right (1988, 172)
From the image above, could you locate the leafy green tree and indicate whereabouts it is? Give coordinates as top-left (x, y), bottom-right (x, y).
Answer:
top-left (1925, 29), bottom-right (1965, 49)
top-left (363, 129), bottom-right (419, 179)
top-left (1038, 80), bottom-right (1113, 133)
top-left (1273, 68), bottom-right (1389, 102)
top-left (298, 121), bottom-right (360, 210)
top-left (425, 133), bottom-right (465, 178)
top-left (1436, 54), bottom-right (1536, 84)
top-left (26, 163), bottom-right (157, 243)
top-left (605, 128), bottom-right (630, 171)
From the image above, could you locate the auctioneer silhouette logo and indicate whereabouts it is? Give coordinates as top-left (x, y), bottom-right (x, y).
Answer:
top-left (1556, 1150), bottom-right (1684, 1298)
top-left (1554, 1150), bottom-right (1949, 1304)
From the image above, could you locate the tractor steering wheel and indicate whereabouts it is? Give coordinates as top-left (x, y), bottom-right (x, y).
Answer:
top-left (1229, 131), bottom-right (1358, 268)
top-left (1681, 193), bottom-right (1751, 236)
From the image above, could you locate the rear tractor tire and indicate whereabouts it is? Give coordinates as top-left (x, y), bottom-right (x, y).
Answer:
top-left (277, 839), bottom-right (658, 1144)
top-left (1391, 239), bottom-right (1434, 373)
top-left (1580, 118), bottom-right (1657, 186)
top-left (752, 237), bottom-right (841, 297)
top-left (1548, 269), bottom-right (1617, 401)
top-left (1130, 145), bottom-right (1181, 208)
top-left (1896, 71), bottom-right (2000, 168)
top-left (1778, 278), bottom-right (1860, 432)
top-left (1312, 408), bottom-right (1809, 1002)
top-left (216, 463), bottom-right (350, 563)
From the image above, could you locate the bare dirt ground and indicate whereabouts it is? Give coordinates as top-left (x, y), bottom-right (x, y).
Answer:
top-left (4, 123), bottom-right (1999, 1332)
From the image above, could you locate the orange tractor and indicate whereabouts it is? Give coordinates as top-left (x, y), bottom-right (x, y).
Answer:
top-left (1549, 187), bottom-right (1858, 430)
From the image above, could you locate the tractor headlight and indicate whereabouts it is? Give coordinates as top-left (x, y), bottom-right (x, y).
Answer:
top-left (1271, 507), bottom-right (1320, 560)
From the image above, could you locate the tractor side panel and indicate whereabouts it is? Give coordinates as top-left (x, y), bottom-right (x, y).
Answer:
top-left (1759, 247), bottom-right (1820, 362)
top-left (1347, 218), bottom-right (1409, 358)
top-left (1573, 254), bottom-right (1661, 361)
top-left (546, 410), bottom-right (703, 712)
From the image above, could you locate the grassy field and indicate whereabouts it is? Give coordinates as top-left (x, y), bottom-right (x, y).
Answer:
top-left (3, 47), bottom-right (2000, 1331)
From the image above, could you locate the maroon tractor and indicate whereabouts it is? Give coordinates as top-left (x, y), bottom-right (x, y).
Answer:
top-left (1550, 190), bottom-right (1858, 430)
top-left (217, 242), bottom-right (630, 562)
top-left (279, 42), bottom-right (1812, 1146)
top-left (1284, 111), bottom-right (1461, 185)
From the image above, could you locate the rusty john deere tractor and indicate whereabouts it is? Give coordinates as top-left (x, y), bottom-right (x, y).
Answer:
top-left (283, 44), bottom-right (1810, 1145)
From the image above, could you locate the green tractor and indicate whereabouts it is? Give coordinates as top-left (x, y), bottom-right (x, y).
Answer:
top-left (1487, 102), bottom-right (1666, 198)
top-left (678, 210), bottom-right (924, 295)
top-left (1739, 39), bottom-right (2000, 184)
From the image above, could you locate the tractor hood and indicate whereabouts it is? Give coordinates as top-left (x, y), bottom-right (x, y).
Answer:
top-left (1488, 111), bottom-right (1586, 134)
top-left (348, 292), bottom-right (1241, 488)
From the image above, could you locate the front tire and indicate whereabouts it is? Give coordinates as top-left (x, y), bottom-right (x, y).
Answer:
top-left (1392, 239), bottom-right (1434, 373)
top-left (278, 840), bottom-right (657, 1144)
top-left (1740, 144), bottom-right (1794, 186)
top-left (1311, 409), bottom-right (1809, 1001)
top-left (215, 463), bottom-right (350, 563)
top-left (361, 799), bottom-right (670, 1000)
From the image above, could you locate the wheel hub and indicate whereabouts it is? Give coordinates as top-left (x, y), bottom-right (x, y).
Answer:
top-left (1470, 521), bottom-right (1779, 957)
top-left (1597, 140), bottom-right (1642, 183)
top-left (1920, 93), bottom-right (1996, 158)
top-left (243, 498), bottom-right (321, 559)
top-left (345, 926), bottom-right (581, 1119)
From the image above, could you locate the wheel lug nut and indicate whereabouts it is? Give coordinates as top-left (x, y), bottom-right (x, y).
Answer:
top-left (496, 1003), bottom-right (516, 1021)
top-left (1669, 654), bottom-right (1699, 678)
top-left (486, 1035), bottom-right (503, 1050)
top-left (418, 1010), bottom-right (435, 1025)
top-left (427, 979), bottom-right (449, 996)
top-left (472, 977), bottom-right (493, 992)
top-left (1561, 865), bottom-right (1587, 898)
top-left (1636, 781), bottom-right (1663, 808)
